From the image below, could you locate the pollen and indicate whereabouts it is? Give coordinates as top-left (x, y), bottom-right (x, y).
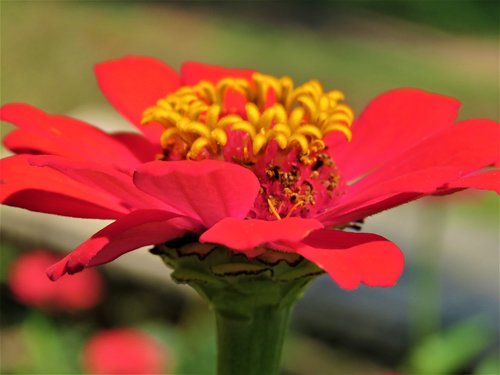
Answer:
top-left (142, 73), bottom-right (354, 161)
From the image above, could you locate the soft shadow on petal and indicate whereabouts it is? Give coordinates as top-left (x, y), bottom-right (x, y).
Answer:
top-left (321, 119), bottom-right (500, 226)
top-left (444, 169), bottom-right (500, 195)
top-left (291, 229), bottom-right (404, 290)
top-left (348, 118), bottom-right (499, 195)
top-left (4, 129), bottom-right (63, 155)
top-left (28, 155), bottom-right (174, 213)
top-left (95, 56), bottom-right (181, 143)
top-left (47, 209), bottom-right (199, 280)
top-left (319, 167), bottom-right (460, 226)
top-left (0, 155), bottom-right (127, 219)
top-left (200, 217), bottom-right (323, 251)
top-left (111, 132), bottom-right (162, 163)
top-left (1, 103), bottom-right (141, 172)
top-left (133, 160), bottom-right (260, 228)
top-left (333, 89), bottom-right (461, 181)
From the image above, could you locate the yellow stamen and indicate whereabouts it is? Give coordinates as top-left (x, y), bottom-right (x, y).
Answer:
top-left (285, 201), bottom-right (305, 219)
top-left (288, 134), bottom-right (309, 154)
top-left (206, 105), bottom-right (221, 128)
top-left (296, 124), bottom-right (323, 139)
top-left (245, 102), bottom-right (260, 125)
top-left (232, 121), bottom-right (257, 139)
top-left (288, 107), bottom-right (305, 129)
top-left (323, 123), bottom-right (352, 142)
top-left (160, 128), bottom-right (181, 148)
top-left (184, 121), bottom-right (211, 138)
top-left (252, 133), bottom-right (268, 155)
top-left (267, 198), bottom-right (282, 220)
top-left (211, 128), bottom-right (227, 146)
top-left (188, 137), bottom-right (212, 159)
top-left (271, 123), bottom-right (292, 137)
top-left (142, 72), bottom-right (355, 159)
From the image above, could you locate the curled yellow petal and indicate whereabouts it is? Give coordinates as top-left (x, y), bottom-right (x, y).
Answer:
top-left (231, 121), bottom-right (256, 139)
top-left (211, 128), bottom-right (227, 146)
top-left (252, 133), bottom-right (268, 155)
top-left (160, 128), bottom-right (181, 148)
top-left (295, 124), bottom-right (323, 139)
top-left (289, 107), bottom-right (305, 129)
top-left (206, 105), bottom-right (221, 128)
top-left (188, 137), bottom-right (212, 159)
top-left (271, 123), bottom-right (292, 137)
top-left (288, 134), bottom-right (309, 153)
top-left (245, 102), bottom-right (260, 125)
top-left (323, 123), bottom-right (352, 142)
top-left (184, 121), bottom-right (211, 138)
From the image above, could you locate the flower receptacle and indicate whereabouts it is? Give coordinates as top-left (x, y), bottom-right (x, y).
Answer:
top-left (152, 240), bottom-right (323, 375)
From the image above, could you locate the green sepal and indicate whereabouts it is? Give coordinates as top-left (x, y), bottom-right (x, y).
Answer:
top-left (170, 268), bottom-right (224, 286)
top-left (152, 240), bottom-right (324, 375)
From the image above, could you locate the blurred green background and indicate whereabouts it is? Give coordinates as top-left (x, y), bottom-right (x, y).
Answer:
top-left (1, 1), bottom-right (498, 374)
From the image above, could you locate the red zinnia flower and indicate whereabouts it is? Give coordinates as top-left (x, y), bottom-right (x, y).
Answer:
top-left (1, 56), bottom-right (498, 289)
top-left (82, 328), bottom-right (168, 375)
top-left (8, 249), bottom-right (103, 311)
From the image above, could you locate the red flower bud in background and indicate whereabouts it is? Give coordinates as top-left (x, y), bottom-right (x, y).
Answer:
top-left (82, 328), bottom-right (169, 375)
top-left (8, 249), bottom-right (103, 311)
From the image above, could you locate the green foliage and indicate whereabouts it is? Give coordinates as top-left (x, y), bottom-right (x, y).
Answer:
top-left (321, 0), bottom-right (498, 34)
top-left (0, 243), bottom-right (18, 283)
top-left (407, 316), bottom-right (496, 375)
top-left (20, 312), bottom-right (83, 374)
top-left (475, 353), bottom-right (500, 375)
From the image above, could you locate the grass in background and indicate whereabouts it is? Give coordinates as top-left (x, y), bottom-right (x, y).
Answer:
top-left (1, 2), bottom-right (497, 118)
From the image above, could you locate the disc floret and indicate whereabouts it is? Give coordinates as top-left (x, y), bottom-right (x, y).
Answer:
top-left (142, 72), bottom-right (355, 220)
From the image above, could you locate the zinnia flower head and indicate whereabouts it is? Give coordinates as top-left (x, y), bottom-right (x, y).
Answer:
top-left (1, 56), bottom-right (498, 290)
top-left (82, 328), bottom-right (168, 375)
top-left (8, 249), bottom-right (103, 311)
top-left (142, 72), bottom-right (353, 222)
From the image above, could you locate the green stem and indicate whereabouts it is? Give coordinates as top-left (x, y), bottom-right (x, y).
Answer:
top-left (214, 302), bottom-right (293, 375)
top-left (152, 242), bottom-right (323, 375)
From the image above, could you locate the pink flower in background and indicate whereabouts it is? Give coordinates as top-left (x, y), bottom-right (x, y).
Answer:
top-left (8, 249), bottom-right (103, 311)
top-left (82, 328), bottom-right (169, 375)
top-left (1, 56), bottom-right (498, 289)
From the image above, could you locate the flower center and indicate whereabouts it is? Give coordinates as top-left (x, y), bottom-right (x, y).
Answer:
top-left (142, 73), bottom-right (354, 220)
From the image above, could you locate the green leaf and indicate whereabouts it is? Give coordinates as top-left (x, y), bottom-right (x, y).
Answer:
top-left (475, 353), bottom-right (499, 375)
top-left (408, 316), bottom-right (495, 375)
top-left (21, 312), bottom-right (81, 374)
top-left (0, 243), bottom-right (19, 283)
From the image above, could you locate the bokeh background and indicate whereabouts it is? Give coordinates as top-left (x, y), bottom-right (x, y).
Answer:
top-left (1, 1), bottom-right (498, 374)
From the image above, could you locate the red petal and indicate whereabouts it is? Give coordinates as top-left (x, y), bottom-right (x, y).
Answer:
top-left (293, 230), bottom-right (404, 290)
top-left (133, 160), bottom-right (260, 227)
top-left (47, 210), bottom-right (198, 280)
top-left (319, 167), bottom-right (459, 226)
top-left (4, 129), bottom-right (64, 155)
top-left (350, 119), bottom-right (499, 193)
top-left (1, 103), bottom-right (141, 172)
top-left (94, 56), bottom-right (180, 143)
top-left (0, 155), bottom-right (127, 218)
top-left (181, 61), bottom-right (254, 85)
top-left (326, 193), bottom-right (422, 227)
top-left (334, 89), bottom-right (461, 181)
top-left (200, 217), bottom-right (323, 251)
top-left (28, 155), bottom-right (172, 212)
top-left (321, 119), bottom-right (500, 225)
top-left (111, 132), bottom-right (161, 163)
top-left (446, 169), bottom-right (500, 194)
